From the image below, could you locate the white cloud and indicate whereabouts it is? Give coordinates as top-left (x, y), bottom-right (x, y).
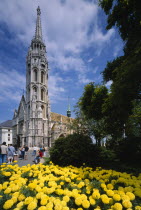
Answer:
top-left (93, 66), bottom-right (99, 74)
top-left (48, 74), bottom-right (66, 103)
top-left (91, 29), bottom-right (115, 56)
top-left (94, 28), bottom-right (115, 43)
top-left (113, 40), bottom-right (123, 57)
top-left (0, 1), bottom-right (35, 44)
top-left (94, 74), bottom-right (103, 83)
top-left (0, 67), bottom-right (25, 102)
top-left (44, 0), bottom-right (98, 52)
top-left (88, 58), bottom-right (94, 63)
top-left (0, 70), bottom-right (25, 89)
top-left (105, 80), bottom-right (113, 88)
top-left (0, 0), bottom-right (115, 82)
top-left (49, 54), bottom-right (86, 73)
top-left (78, 74), bottom-right (92, 84)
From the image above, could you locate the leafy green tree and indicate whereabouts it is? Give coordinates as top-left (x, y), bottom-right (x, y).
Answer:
top-left (79, 83), bottom-right (108, 121)
top-left (98, 0), bottom-right (141, 135)
top-left (126, 100), bottom-right (141, 137)
top-left (72, 115), bottom-right (108, 146)
top-left (99, 0), bottom-right (141, 54)
top-left (88, 119), bottom-right (107, 146)
top-left (72, 104), bottom-right (90, 135)
top-left (75, 83), bottom-right (109, 145)
top-left (102, 41), bottom-right (141, 135)
top-left (102, 56), bottom-right (125, 82)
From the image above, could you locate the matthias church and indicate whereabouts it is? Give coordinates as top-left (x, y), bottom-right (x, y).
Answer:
top-left (12, 7), bottom-right (73, 148)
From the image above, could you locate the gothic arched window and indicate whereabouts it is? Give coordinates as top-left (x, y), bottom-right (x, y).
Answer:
top-left (33, 86), bottom-right (37, 93)
top-left (34, 69), bottom-right (38, 81)
top-left (28, 105), bottom-right (30, 117)
top-left (43, 123), bottom-right (44, 133)
top-left (41, 89), bottom-right (45, 101)
top-left (28, 88), bottom-right (30, 101)
top-left (33, 86), bottom-right (37, 99)
top-left (41, 105), bottom-right (45, 118)
top-left (41, 64), bottom-right (45, 68)
top-left (41, 71), bottom-right (44, 83)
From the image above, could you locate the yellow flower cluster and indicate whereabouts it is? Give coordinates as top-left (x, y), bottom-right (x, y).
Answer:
top-left (0, 163), bottom-right (141, 209)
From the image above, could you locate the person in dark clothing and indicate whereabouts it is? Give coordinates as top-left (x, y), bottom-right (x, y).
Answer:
top-left (33, 150), bottom-right (40, 164)
top-left (24, 145), bottom-right (29, 160)
top-left (21, 146), bottom-right (25, 160)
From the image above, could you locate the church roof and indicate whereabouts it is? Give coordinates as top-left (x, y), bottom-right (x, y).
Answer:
top-left (17, 95), bottom-right (26, 112)
top-left (50, 112), bottom-right (74, 124)
top-left (0, 120), bottom-right (12, 128)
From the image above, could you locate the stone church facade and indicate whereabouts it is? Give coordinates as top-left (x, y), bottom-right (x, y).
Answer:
top-left (12, 7), bottom-right (73, 148)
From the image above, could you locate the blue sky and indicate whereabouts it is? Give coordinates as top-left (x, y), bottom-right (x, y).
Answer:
top-left (0, 0), bottom-right (123, 123)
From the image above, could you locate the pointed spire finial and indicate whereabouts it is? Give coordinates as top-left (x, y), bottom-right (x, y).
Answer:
top-left (35, 6), bottom-right (42, 40)
top-left (37, 6), bottom-right (41, 15)
top-left (67, 96), bottom-right (71, 117)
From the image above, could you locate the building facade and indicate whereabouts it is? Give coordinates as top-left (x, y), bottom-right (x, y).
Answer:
top-left (12, 7), bottom-right (73, 148)
top-left (0, 120), bottom-right (13, 145)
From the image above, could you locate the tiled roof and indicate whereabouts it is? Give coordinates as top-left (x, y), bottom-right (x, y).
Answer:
top-left (50, 112), bottom-right (74, 123)
top-left (0, 120), bottom-right (12, 128)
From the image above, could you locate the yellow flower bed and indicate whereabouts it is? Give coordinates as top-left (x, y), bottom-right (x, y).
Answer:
top-left (0, 162), bottom-right (141, 210)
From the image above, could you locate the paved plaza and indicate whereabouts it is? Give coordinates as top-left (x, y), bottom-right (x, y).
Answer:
top-left (16, 149), bottom-right (49, 167)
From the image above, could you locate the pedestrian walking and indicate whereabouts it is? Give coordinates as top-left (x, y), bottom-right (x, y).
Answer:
top-left (42, 146), bottom-right (46, 157)
top-left (24, 145), bottom-right (29, 160)
top-left (39, 149), bottom-right (43, 158)
top-left (39, 146), bottom-right (43, 158)
top-left (33, 150), bottom-right (40, 164)
top-left (0, 142), bottom-right (8, 164)
top-left (7, 144), bottom-right (16, 163)
top-left (18, 147), bottom-right (22, 159)
top-left (21, 146), bottom-right (25, 160)
top-left (32, 145), bottom-right (37, 156)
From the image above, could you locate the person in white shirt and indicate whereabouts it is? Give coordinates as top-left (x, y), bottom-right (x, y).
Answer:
top-left (32, 145), bottom-right (37, 156)
top-left (0, 142), bottom-right (8, 164)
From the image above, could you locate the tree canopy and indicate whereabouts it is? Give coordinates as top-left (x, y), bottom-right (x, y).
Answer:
top-left (79, 83), bottom-right (108, 121)
top-left (99, 0), bottom-right (141, 54)
top-left (99, 0), bottom-right (141, 134)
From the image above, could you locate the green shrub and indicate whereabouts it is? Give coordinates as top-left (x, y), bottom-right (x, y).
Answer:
top-left (49, 133), bottom-right (117, 167)
top-left (99, 147), bottom-right (116, 162)
top-left (49, 133), bottom-right (93, 167)
top-left (118, 136), bottom-right (141, 165)
top-left (86, 145), bottom-right (117, 167)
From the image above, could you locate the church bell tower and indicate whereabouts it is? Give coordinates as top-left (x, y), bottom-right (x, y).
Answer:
top-left (26, 6), bottom-right (51, 147)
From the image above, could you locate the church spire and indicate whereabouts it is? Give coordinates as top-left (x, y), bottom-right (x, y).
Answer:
top-left (35, 6), bottom-right (42, 41)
